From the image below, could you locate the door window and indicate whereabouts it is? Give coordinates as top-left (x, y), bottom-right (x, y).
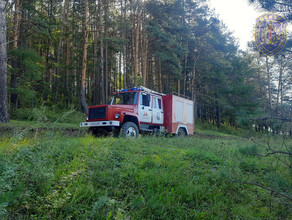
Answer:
top-left (158, 98), bottom-right (162, 109)
top-left (140, 94), bottom-right (150, 106)
top-left (153, 97), bottom-right (162, 109)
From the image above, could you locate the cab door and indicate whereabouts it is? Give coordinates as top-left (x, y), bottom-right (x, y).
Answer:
top-left (152, 96), bottom-right (164, 124)
top-left (138, 93), bottom-right (152, 123)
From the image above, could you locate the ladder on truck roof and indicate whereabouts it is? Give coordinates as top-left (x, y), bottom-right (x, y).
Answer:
top-left (120, 86), bottom-right (166, 96)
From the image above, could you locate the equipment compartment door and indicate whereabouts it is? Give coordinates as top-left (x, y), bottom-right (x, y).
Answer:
top-left (152, 96), bottom-right (164, 124)
top-left (138, 93), bottom-right (152, 123)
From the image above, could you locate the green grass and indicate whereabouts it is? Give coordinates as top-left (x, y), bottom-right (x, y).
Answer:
top-left (0, 130), bottom-right (291, 219)
top-left (195, 122), bottom-right (250, 137)
top-left (3, 107), bottom-right (86, 130)
top-left (0, 119), bottom-right (81, 129)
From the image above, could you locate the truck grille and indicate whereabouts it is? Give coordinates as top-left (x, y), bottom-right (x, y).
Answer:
top-left (89, 107), bottom-right (107, 120)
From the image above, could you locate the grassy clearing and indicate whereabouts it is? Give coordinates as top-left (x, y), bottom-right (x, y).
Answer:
top-left (0, 120), bottom-right (81, 130)
top-left (195, 122), bottom-right (251, 137)
top-left (0, 108), bottom-right (86, 131)
top-left (0, 131), bottom-right (291, 219)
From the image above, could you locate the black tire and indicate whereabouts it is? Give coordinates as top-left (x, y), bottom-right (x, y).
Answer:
top-left (176, 127), bottom-right (186, 137)
top-left (121, 122), bottom-right (139, 138)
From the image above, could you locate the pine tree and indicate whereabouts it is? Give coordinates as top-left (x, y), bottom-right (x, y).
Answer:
top-left (80, 0), bottom-right (89, 114)
top-left (0, 0), bottom-right (9, 123)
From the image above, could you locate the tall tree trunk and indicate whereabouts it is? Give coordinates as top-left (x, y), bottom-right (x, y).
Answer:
top-left (191, 51), bottom-right (200, 122)
top-left (105, 42), bottom-right (108, 103)
top-left (276, 57), bottom-right (283, 113)
top-left (55, 0), bottom-right (68, 104)
top-left (65, 0), bottom-right (71, 104)
top-left (119, 51), bottom-right (122, 90)
top-left (216, 102), bottom-right (221, 128)
top-left (191, 51), bottom-right (200, 98)
top-left (118, 0), bottom-right (123, 90)
top-left (80, 0), bottom-right (89, 114)
top-left (266, 56), bottom-right (272, 110)
top-left (141, 31), bottom-right (147, 86)
top-left (93, 16), bottom-right (99, 105)
top-left (44, 38), bottom-right (50, 101)
top-left (148, 56), bottom-right (153, 89)
top-left (256, 55), bottom-right (263, 98)
top-left (11, 0), bottom-right (22, 111)
top-left (159, 61), bottom-right (162, 92)
top-left (141, 8), bottom-right (147, 87)
top-left (130, 17), bottom-right (135, 88)
top-left (99, 0), bottom-right (105, 104)
top-left (0, 0), bottom-right (9, 122)
top-left (134, 9), bottom-right (140, 87)
top-left (183, 43), bottom-right (188, 96)
top-left (122, 0), bottom-right (127, 89)
top-left (104, 1), bottom-right (109, 103)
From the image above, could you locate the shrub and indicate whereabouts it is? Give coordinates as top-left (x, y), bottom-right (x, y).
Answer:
top-left (14, 108), bottom-right (35, 121)
top-left (265, 173), bottom-right (291, 192)
top-left (239, 159), bottom-right (259, 173)
top-left (239, 145), bottom-right (259, 156)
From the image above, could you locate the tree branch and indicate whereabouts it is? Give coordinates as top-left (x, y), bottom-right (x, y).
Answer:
top-left (231, 179), bottom-right (292, 201)
top-left (260, 150), bottom-right (292, 157)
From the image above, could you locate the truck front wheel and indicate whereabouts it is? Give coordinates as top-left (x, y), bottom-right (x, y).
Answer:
top-left (121, 122), bottom-right (139, 138)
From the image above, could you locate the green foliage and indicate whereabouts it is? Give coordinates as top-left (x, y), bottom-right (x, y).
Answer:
top-left (9, 48), bottom-right (44, 80)
top-left (13, 107), bottom-right (85, 124)
top-left (239, 159), bottom-right (260, 173)
top-left (265, 173), bottom-right (291, 192)
top-left (0, 133), bottom-right (291, 219)
top-left (239, 145), bottom-right (259, 156)
top-left (9, 48), bottom-right (44, 108)
top-left (195, 121), bottom-right (248, 137)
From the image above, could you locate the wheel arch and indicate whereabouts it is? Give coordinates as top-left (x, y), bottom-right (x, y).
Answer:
top-left (122, 115), bottom-right (140, 130)
top-left (176, 124), bottom-right (189, 135)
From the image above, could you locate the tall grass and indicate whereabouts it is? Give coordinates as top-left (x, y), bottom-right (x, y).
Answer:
top-left (0, 132), bottom-right (291, 219)
top-left (12, 106), bottom-right (85, 124)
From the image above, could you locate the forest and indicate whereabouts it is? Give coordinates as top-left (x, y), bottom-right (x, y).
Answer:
top-left (0, 0), bottom-right (291, 218)
top-left (0, 0), bottom-right (290, 132)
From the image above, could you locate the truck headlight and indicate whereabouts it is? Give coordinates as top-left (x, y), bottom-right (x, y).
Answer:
top-left (115, 113), bottom-right (120, 119)
top-left (86, 116), bottom-right (89, 121)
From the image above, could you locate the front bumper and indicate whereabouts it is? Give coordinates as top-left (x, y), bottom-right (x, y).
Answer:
top-left (80, 120), bottom-right (120, 127)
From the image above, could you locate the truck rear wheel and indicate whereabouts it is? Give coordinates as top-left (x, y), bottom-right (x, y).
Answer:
top-left (121, 122), bottom-right (139, 138)
top-left (176, 128), bottom-right (186, 137)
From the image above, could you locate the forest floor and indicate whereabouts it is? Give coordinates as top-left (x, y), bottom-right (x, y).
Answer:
top-left (0, 121), bottom-right (291, 219)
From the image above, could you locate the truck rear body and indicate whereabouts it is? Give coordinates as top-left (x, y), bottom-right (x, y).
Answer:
top-left (163, 94), bottom-right (194, 135)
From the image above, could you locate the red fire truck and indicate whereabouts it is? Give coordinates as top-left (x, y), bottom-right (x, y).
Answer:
top-left (80, 87), bottom-right (194, 138)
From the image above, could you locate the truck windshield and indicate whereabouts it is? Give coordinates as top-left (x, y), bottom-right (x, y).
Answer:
top-left (111, 92), bottom-right (139, 105)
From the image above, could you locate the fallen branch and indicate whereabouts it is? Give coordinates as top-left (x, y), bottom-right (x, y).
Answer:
top-left (260, 150), bottom-right (292, 157)
top-left (231, 179), bottom-right (292, 201)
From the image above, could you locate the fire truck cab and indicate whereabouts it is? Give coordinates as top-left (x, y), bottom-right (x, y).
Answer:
top-left (80, 87), bottom-right (194, 138)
